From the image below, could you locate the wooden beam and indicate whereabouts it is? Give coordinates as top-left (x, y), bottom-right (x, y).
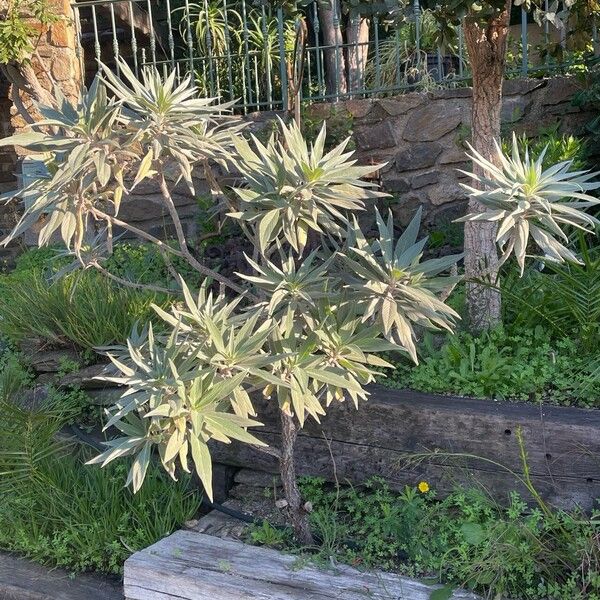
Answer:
top-left (210, 386), bottom-right (600, 510)
top-left (124, 531), bottom-right (481, 600)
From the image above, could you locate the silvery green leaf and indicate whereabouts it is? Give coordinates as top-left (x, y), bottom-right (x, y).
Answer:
top-left (460, 134), bottom-right (600, 273)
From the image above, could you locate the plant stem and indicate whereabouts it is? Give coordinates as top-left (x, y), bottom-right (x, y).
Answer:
top-left (90, 262), bottom-right (177, 296)
top-left (91, 208), bottom-right (184, 256)
top-left (279, 409), bottom-right (314, 545)
top-left (157, 172), bottom-right (258, 300)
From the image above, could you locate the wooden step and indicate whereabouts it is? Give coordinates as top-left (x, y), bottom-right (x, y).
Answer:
top-left (124, 530), bottom-right (480, 600)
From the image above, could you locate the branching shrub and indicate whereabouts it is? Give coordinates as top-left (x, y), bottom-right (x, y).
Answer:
top-left (0, 64), bottom-right (461, 543)
top-left (459, 134), bottom-right (600, 274)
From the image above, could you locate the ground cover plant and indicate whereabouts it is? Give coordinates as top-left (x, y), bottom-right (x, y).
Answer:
top-left (249, 473), bottom-right (600, 600)
top-left (384, 325), bottom-right (600, 406)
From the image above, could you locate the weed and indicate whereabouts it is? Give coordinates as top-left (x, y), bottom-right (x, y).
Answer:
top-left (247, 473), bottom-right (600, 600)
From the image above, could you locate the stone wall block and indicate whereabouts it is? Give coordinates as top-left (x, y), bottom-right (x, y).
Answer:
top-left (340, 98), bottom-right (372, 118)
top-left (411, 171), bottom-right (439, 189)
top-left (395, 142), bottom-right (443, 171)
top-left (427, 176), bottom-right (467, 206)
top-left (501, 94), bottom-right (533, 123)
top-left (429, 87), bottom-right (473, 100)
top-left (48, 21), bottom-right (72, 48)
top-left (503, 78), bottom-right (545, 97)
top-left (403, 99), bottom-right (466, 142)
top-left (381, 176), bottom-right (410, 193)
top-left (354, 120), bottom-right (398, 150)
top-left (388, 195), bottom-right (426, 226)
top-left (439, 143), bottom-right (469, 165)
top-left (541, 77), bottom-right (582, 106)
top-left (375, 94), bottom-right (426, 116)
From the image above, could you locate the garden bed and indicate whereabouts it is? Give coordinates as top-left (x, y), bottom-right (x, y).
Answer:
top-left (211, 385), bottom-right (600, 511)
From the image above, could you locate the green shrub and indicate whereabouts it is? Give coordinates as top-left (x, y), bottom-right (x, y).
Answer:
top-left (501, 126), bottom-right (588, 171)
top-left (0, 269), bottom-right (166, 349)
top-left (105, 242), bottom-right (203, 289)
top-left (383, 327), bottom-right (600, 406)
top-left (250, 476), bottom-right (600, 600)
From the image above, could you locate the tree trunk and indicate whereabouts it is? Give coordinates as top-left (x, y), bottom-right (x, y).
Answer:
top-left (0, 61), bottom-right (57, 124)
top-left (318, 0), bottom-right (347, 98)
top-left (462, 2), bottom-right (511, 332)
top-left (279, 410), bottom-right (314, 545)
top-left (346, 15), bottom-right (369, 96)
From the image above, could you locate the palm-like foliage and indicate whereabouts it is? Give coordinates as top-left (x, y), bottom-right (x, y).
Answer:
top-left (340, 207), bottom-right (462, 362)
top-left (229, 119), bottom-right (386, 254)
top-left (0, 370), bottom-right (77, 494)
top-left (0, 62), bottom-right (239, 261)
top-left (238, 250), bottom-right (331, 319)
top-left (178, 1), bottom-right (242, 58)
top-left (91, 323), bottom-right (266, 498)
top-left (503, 235), bottom-right (600, 352)
top-left (101, 60), bottom-right (241, 193)
top-left (458, 134), bottom-right (600, 274)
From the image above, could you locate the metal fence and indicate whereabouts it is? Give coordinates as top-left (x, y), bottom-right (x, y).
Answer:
top-left (71, 0), bottom-right (599, 113)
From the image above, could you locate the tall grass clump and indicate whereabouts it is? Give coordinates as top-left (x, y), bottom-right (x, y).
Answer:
top-left (0, 385), bottom-right (199, 574)
top-left (0, 269), bottom-right (166, 349)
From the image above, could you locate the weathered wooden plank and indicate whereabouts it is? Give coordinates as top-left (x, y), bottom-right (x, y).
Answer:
top-left (0, 552), bottom-right (123, 600)
top-left (124, 531), bottom-right (480, 600)
top-left (210, 386), bottom-right (600, 510)
top-left (212, 428), bottom-right (600, 509)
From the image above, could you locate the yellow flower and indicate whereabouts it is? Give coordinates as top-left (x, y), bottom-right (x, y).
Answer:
top-left (418, 481), bottom-right (430, 494)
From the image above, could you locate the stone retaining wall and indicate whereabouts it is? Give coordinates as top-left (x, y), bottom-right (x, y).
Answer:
top-left (0, 75), bottom-right (591, 264)
top-left (115, 75), bottom-right (591, 246)
top-left (306, 76), bottom-right (590, 231)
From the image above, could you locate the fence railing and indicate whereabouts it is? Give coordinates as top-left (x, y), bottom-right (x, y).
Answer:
top-left (71, 0), bottom-right (599, 113)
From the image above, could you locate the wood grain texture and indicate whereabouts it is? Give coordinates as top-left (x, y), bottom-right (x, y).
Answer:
top-left (124, 531), bottom-right (480, 600)
top-left (210, 386), bottom-right (600, 510)
top-left (0, 551), bottom-right (123, 600)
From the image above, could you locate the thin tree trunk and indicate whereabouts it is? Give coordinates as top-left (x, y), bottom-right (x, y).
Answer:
top-left (318, 0), bottom-right (347, 98)
top-left (346, 14), bottom-right (369, 96)
top-left (462, 2), bottom-right (511, 332)
top-left (279, 410), bottom-right (314, 545)
top-left (1, 61), bottom-right (57, 124)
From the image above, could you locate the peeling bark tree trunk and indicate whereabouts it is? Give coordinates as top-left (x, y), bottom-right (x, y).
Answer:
top-left (346, 15), bottom-right (369, 95)
top-left (462, 2), bottom-right (511, 332)
top-left (279, 410), bottom-right (314, 545)
top-left (318, 0), bottom-right (347, 98)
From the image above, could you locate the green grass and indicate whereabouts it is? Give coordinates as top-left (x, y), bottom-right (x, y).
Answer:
top-left (0, 452), bottom-right (200, 574)
top-left (0, 268), bottom-right (167, 350)
top-left (0, 361), bottom-right (200, 575)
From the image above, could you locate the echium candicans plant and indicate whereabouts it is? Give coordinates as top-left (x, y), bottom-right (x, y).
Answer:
top-left (458, 135), bottom-right (600, 275)
top-left (0, 62), bottom-right (462, 543)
